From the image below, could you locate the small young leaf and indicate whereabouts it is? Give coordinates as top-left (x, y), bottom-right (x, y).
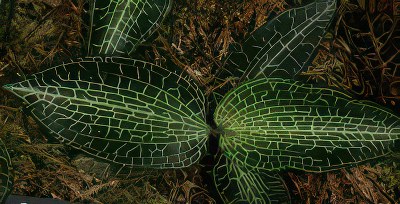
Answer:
top-left (219, 0), bottom-right (336, 83)
top-left (215, 78), bottom-right (400, 172)
top-left (0, 139), bottom-right (12, 204)
top-left (87, 0), bottom-right (172, 56)
top-left (4, 57), bottom-right (209, 169)
top-left (213, 154), bottom-right (290, 204)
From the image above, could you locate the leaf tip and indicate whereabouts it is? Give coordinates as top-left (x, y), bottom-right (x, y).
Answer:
top-left (2, 83), bottom-right (14, 91)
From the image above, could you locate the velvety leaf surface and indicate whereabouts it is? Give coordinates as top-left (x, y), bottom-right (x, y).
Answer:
top-left (4, 57), bottom-right (209, 168)
top-left (0, 139), bottom-right (12, 204)
top-left (215, 78), bottom-right (400, 172)
top-left (213, 154), bottom-right (290, 204)
top-left (218, 0), bottom-right (336, 83)
top-left (87, 0), bottom-right (172, 56)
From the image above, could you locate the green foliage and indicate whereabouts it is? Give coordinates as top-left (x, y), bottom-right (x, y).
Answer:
top-left (87, 0), bottom-right (172, 56)
top-left (216, 77), bottom-right (400, 172)
top-left (4, 57), bottom-right (209, 168)
top-left (0, 139), bottom-right (12, 204)
top-left (213, 1), bottom-right (339, 203)
top-left (213, 154), bottom-right (290, 204)
top-left (5, 0), bottom-right (400, 203)
top-left (218, 0), bottom-right (336, 83)
top-left (213, 77), bottom-right (400, 203)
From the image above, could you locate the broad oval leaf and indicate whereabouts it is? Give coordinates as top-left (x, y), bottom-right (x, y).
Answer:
top-left (4, 57), bottom-right (209, 169)
top-left (215, 78), bottom-right (400, 172)
top-left (87, 0), bottom-right (172, 56)
top-left (0, 139), bottom-right (12, 203)
top-left (214, 154), bottom-right (290, 204)
top-left (218, 0), bottom-right (336, 83)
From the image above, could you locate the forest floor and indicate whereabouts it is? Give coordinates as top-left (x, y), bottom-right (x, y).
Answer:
top-left (0, 0), bottom-right (400, 203)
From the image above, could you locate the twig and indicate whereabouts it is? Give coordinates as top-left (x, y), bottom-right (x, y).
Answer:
top-left (0, 105), bottom-right (19, 112)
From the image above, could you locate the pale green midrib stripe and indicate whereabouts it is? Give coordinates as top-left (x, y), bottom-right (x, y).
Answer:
top-left (232, 123), bottom-right (396, 138)
top-left (27, 92), bottom-right (209, 138)
top-left (27, 76), bottom-right (206, 130)
top-left (215, 80), bottom-right (319, 121)
top-left (245, 2), bottom-right (335, 80)
top-left (111, 0), bottom-right (143, 53)
top-left (27, 99), bottom-right (210, 147)
top-left (42, 108), bottom-right (207, 138)
top-left (228, 122), bottom-right (399, 133)
top-left (32, 58), bottom-right (206, 118)
top-left (217, 78), bottom-right (352, 112)
top-left (95, 1), bottom-right (119, 49)
top-left (102, 0), bottom-right (134, 53)
top-left (216, 80), bottom-right (395, 126)
top-left (219, 98), bottom-right (339, 125)
top-left (233, 101), bottom-right (399, 129)
top-left (100, 0), bottom-right (171, 54)
top-left (25, 86), bottom-right (205, 129)
top-left (217, 81), bottom-right (348, 122)
top-left (28, 76), bottom-right (207, 128)
top-left (237, 115), bottom-right (391, 127)
top-left (227, 131), bottom-right (397, 144)
top-left (229, 104), bottom-right (391, 127)
top-left (237, 113), bottom-right (373, 123)
top-left (218, 94), bottom-right (342, 127)
top-left (85, 78), bottom-right (205, 125)
top-left (228, 123), bottom-right (392, 133)
top-left (70, 90), bottom-right (203, 128)
top-left (24, 83), bottom-right (210, 145)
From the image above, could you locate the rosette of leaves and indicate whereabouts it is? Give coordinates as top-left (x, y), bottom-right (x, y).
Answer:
top-left (0, 139), bottom-right (12, 204)
top-left (4, 0), bottom-right (400, 203)
top-left (86, 0), bottom-right (172, 56)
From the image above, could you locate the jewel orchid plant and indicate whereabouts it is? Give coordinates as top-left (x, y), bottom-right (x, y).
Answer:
top-left (2, 0), bottom-right (400, 203)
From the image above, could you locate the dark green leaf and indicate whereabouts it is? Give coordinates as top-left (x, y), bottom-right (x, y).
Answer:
top-left (214, 154), bottom-right (290, 204)
top-left (87, 0), bottom-right (172, 56)
top-left (215, 78), bottom-right (400, 172)
top-left (4, 57), bottom-right (209, 168)
top-left (0, 139), bottom-right (12, 204)
top-left (218, 0), bottom-right (336, 82)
